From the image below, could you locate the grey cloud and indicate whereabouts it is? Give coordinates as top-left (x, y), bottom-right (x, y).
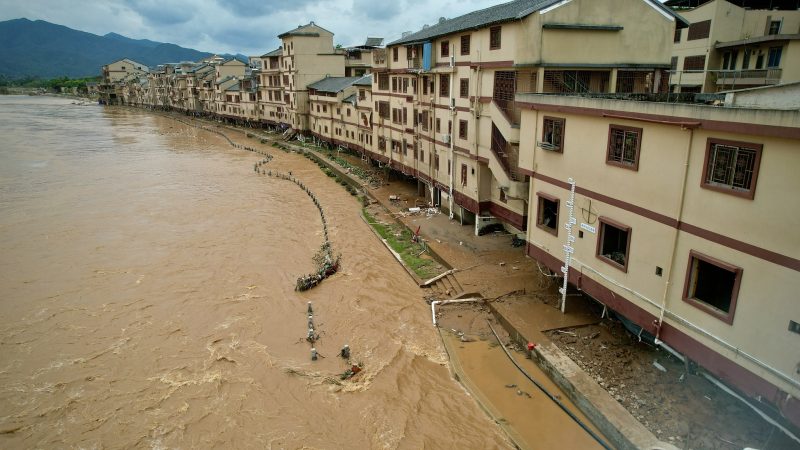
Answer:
top-left (351, 0), bottom-right (401, 21)
top-left (123, 0), bottom-right (196, 25)
top-left (217, 0), bottom-right (324, 17)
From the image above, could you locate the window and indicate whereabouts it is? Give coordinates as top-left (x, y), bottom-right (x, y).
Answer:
top-left (683, 251), bottom-right (742, 324)
top-left (768, 19), bottom-right (781, 35)
top-left (436, 118), bottom-right (441, 133)
top-left (378, 74), bottom-right (389, 90)
top-left (722, 50), bottom-right (738, 70)
top-left (683, 55), bottom-right (706, 71)
top-left (392, 77), bottom-right (398, 92)
top-left (742, 49), bottom-right (751, 70)
top-left (687, 20), bottom-right (710, 40)
top-left (490, 26), bottom-right (502, 50)
top-left (377, 101), bottom-right (390, 119)
top-left (768, 46), bottom-right (782, 68)
top-left (420, 149), bottom-right (425, 162)
top-left (439, 74), bottom-right (450, 97)
top-left (458, 119), bottom-right (467, 139)
top-left (499, 189), bottom-right (507, 203)
top-left (461, 35), bottom-right (471, 55)
top-left (536, 193), bottom-right (559, 236)
top-left (460, 78), bottom-right (469, 98)
top-left (435, 154), bottom-right (440, 171)
top-left (606, 125), bottom-right (642, 170)
top-left (359, 89), bottom-right (366, 100)
top-left (461, 164), bottom-right (467, 185)
top-left (702, 138), bottom-right (762, 199)
top-left (596, 217), bottom-right (631, 272)
top-left (673, 28), bottom-right (681, 43)
top-left (441, 41), bottom-right (449, 57)
top-left (393, 47), bottom-right (399, 62)
top-left (422, 76), bottom-right (428, 95)
top-left (542, 117), bottom-right (565, 152)
top-left (756, 53), bottom-right (765, 69)
top-left (670, 56), bottom-right (678, 71)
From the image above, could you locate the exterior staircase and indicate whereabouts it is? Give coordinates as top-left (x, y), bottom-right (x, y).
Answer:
top-left (428, 272), bottom-right (465, 299)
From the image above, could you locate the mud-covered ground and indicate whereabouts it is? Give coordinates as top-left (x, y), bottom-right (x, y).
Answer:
top-left (547, 318), bottom-right (798, 450)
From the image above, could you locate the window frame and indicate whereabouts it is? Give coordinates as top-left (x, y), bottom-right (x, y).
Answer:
top-left (439, 74), bottom-right (450, 97)
top-left (459, 78), bottom-right (469, 98)
top-left (542, 116), bottom-right (565, 152)
top-left (701, 138), bottom-right (762, 200)
top-left (596, 217), bottom-right (631, 273)
top-left (682, 250), bottom-right (742, 325)
top-left (393, 47), bottom-right (399, 62)
top-left (441, 40), bottom-right (449, 57)
top-left (606, 124), bottom-right (642, 171)
top-left (489, 26), bottom-right (502, 50)
top-left (536, 192), bottom-right (560, 236)
top-left (461, 35), bottom-right (471, 55)
top-left (458, 119), bottom-right (468, 140)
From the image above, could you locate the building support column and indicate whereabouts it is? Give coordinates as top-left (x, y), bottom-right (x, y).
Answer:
top-left (609, 68), bottom-right (618, 94)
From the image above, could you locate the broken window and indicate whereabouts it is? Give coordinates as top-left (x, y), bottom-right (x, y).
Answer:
top-left (597, 218), bottom-right (630, 271)
top-left (702, 138), bottom-right (761, 199)
top-left (607, 125), bottom-right (642, 170)
top-left (683, 251), bottom-right (742, 324)
top-left (536, 193), bottom-right (559, 235)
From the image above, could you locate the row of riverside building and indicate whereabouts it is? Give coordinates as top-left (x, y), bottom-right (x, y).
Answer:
top-left (99, 0), bottom-right (800, 433)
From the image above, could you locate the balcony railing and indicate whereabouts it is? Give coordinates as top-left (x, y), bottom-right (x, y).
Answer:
top-left (711, 69), bottom-right (782, 87)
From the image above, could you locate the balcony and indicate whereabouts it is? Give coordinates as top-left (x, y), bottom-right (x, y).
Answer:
top-left (712, 69), bottom-right (782, 88)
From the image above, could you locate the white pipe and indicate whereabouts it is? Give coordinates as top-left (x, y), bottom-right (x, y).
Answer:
top-left (654, 338), bottom-right (685, 363)
top-left (528, 240), bottom-right (799, 390)
top-left (569, 253), bottom-right (800, 391)
top-left (431, 298), bottom-right (484, 326)
top-left (422, 268), bottom-right (456, 286)
top-left (701, 372), bottom-right (800, 446)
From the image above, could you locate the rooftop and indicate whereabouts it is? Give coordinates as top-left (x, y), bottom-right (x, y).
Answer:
top-left (389, 0), bottom-right (687, 46)
top-left (308, 76), bottom-right (363, 93)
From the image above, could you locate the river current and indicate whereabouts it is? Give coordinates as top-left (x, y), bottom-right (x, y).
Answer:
top-left (0, 96), bottom-right (508, 448)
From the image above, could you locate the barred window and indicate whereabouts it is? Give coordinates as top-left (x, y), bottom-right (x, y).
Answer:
top-left (606, 125), bottom-right (642, 170)
top-left (439, 74), bottom-right (450, 97)
top-left (687, 20), bottom-right (710, 40)
top-left (683, 55), bottom-right (706, 71)
top-left (702, 138), bottom-right (762, 199)
top-left (460, 78), bottom-right (469, 98)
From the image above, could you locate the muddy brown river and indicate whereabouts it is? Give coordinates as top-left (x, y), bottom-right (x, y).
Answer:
top-left (0, 96), bottom-right (509, 448)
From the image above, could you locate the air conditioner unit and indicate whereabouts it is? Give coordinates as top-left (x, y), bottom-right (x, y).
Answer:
top-left (442, 134), bottom-right (451, 144)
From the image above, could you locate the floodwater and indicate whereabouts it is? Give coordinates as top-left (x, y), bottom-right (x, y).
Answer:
top-left (0, 96), bottom-right (509, 448)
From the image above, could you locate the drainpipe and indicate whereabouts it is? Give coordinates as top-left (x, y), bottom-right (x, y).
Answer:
top-left (448, 67), bottom-right (456, 220)
top-left (655, 126), bottom-right (694, 341)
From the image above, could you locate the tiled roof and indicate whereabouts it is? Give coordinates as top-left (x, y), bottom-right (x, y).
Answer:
top-left (389, 0), bottom-right (687, 46)
top-left (307, 76), bottom-right (362, 93)
top-left (261, 47), bottom-right (282, 58)
top-left (278, 22), bottom-right (334, 39)
top-left (353, 74), bottom-right (373, 86)
top-left (364, 37), bottom-right (384, 47)
top-left (226, 83), bottom-right (241, 92)
top-left (343, 93), bottom-right (357, 104)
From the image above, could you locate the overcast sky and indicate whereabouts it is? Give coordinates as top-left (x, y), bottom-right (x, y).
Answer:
top-left (0, 0), bottom-right (515, 56)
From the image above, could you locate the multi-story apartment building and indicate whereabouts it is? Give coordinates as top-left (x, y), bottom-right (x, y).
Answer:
top-left (517, 90), bottom-right (800, 429)
top-left (257, 48), bottom-right (286, 126)
top-left (308, 75), bottom-right (374, 153)
top-left (277, 23), bottom-right (345, 131)
top-left (100, 58), bottom-right (149, 104)
top-left (370, 0), bottom-right (686, 232)
top-left (669, 0), bottom-right (800, 92)
top-left (344, 38), bottom-right (384, 77)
